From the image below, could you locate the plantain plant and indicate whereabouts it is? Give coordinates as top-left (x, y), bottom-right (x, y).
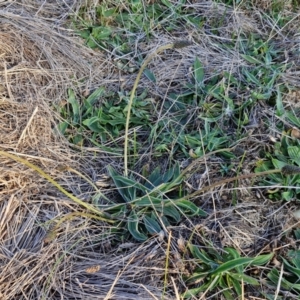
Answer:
top-left (104, 163), bottom-right (207, 241)
top-left (255, 134), bottom-right (300, 201)
top-left (183, 244), bottom-right (273, 299)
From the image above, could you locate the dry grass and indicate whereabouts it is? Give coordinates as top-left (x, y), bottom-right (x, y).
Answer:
top-left (0, 0), bottom-right (300, 299)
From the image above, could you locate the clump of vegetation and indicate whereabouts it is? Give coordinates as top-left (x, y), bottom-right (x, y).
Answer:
top-left (184, 245), bottom-right (273, 299)
top-left (54, 0), bottom-right (300, 298)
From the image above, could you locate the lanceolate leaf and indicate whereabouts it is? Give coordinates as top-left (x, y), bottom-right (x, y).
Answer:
top-left (275, 86), bottom-right (284, 117)
top-left (210, 257), bottom-right (253, 275)
top-left (145, 163), bottom-right (181, 190)
top-left (146, 166), bottom-right (161, 188)
top-left (188, 244), bottom-right (213, 264)
top-left (224, 247), bottom-right (241, 260)
top-left (229, 273), bottom-right (260, 285)
top-left (86, 86), bottom-right (106, 105)
top-left (227, 275), bottom-right (242, 296)
top-left (182, 283), bottom-right (210, 299)
top-left (287, 250), bottom-right (300, 268)
top-left (67, 88), bottom-right (80, 123)
top-left (194, 57), bottom-right (204, 85)
top-left (268, 268), bottom-right (300, 291)
top-left (127, 211), bottom-right (147, 241)
top-left (161, 163), bottom-right (178, 183)
top-left (241, 54), bottom-right (263, 65)
top-left (107, 166), bottom-right (147, 202)
top-left (144, 68), bottom-right (156, 83)
top-left (174, 199), bottom-right (207, 217)
top-left (156, 206), bottom-right (180, 222)
top-left (143, 215), bottom-right (161, 234)
top-left (107, 175), bottom-right (136, 203)
top-left (282, 257), bottom-right (300, 277)
top-left (288, 146), bottom-right (300, 164)
top-left (250, 253), bottom-right (273, 266)
top-left (134, 196), bottom-right (162, 207)
top-left (83, 117), bottom-right (104, 133)
top-left (243, 68), bottom-right (261, 85)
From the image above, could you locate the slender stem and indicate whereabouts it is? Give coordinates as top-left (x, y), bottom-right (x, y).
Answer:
top-left (124, 43), bottom-right (174, 177)
top-left (124, 40), bottom-right (192, 176)
top-left (0, 150), bottom-right (115, 223)
top-left (172, 168), bottom-right (282, 203)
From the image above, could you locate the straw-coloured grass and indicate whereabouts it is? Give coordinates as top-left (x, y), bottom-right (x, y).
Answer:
top-left (1, 0), bottom-right (300, 299)
top-left (0, 2), bottom-right (171, 299)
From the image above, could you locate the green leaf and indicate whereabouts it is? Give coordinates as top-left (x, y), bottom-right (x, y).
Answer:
top-left (282, 190), bottom-right (294, 201)
top-left (134, 196), bottom-right (162, 207)
top-left (106, 118), bottom-right (127, 126)
top-left (282, 257), bottom-right (300, 277)
top-left (146, 166), bottom-right (163, 188)
top-left (241, 54), bottom-right (263, 65)
top-left (286, 111), bottom-right (300, 127)
top-left (221, 286), bottom-right (235, 299)
top-left (288, 146), bottom-right (300, 164)
top-left (182, 283), bottom-right (210, 298)
top-left (186, 271), bottom-right (209, 284)
top-left (271, 158), bottom-right (286, 170)
top-left (58, 122), bottom-right (68, 135)
top-left (265, 72), bottom-right (278, 90)
top-left (156, 206), bottom-right (180, 222)
top-left (174, 199), bottom-right (207, 217)
top-left (268, 268), bottom-right (300, 291)
top-left (224, 248), bottom-right (241, 260)
top-left (160, 215), bottom-right (171, 227)
top-left (83, 116), bottom-right (103, 133)
top-left (145, 163), bottom-right (181, 190)
top-left (287, 250), bottom-right (300, 266)
top-left (86, 36), bottom-right (98, 49)
top-left (161, 163), bottom-right (177, 183)
top-left (127, 211), bottom-right (148, 241)
top-left (143, 215), bottom-right (161, 234)
top-left (250, 253), bottom-right (273, 266)
top-left (92, 26), bottom-right (112, 40)
top-left (161, 0), bottom-right (172, 8)
top-left (251, 91), bottom-right (271, 100)
top-left (265, 52), bottom-right (272, 65)
top-left (210, 257), bottom-right (253, 275)
top-left (107, 166), bottom-right (145, 202)
top-left (227, 274), bottom-right (242, 295)
top-left (102, 8), bottom-right (116, 17)
top-left (67, 89), bottom-right (80, 123)
top-left (275, 88), bottom-right (284, 117)
top-left (144, 68), bottom-right (156, 83)
top-left (194, 57), bottom-right (204, 85)
top-left (78, 29), bottom-right (90, 39)
top-left (86, 87), bottom-right (106, 105)
top-left (293, 230), bottom-right (300, 240)
top-left (229, 273), bottom-right (260, 285)
top-left (188, 244), bottom-right (213, 264)
top-left (243, 68), bottom-right (261, 86)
